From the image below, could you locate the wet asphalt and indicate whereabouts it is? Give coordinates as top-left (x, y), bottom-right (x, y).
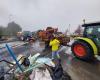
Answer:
top-left (31, 41), bottom-right (100, 80)
top-left (32, 41), bottom-right (100, 80)
top-left (0, 41), bottom-right (100, 80)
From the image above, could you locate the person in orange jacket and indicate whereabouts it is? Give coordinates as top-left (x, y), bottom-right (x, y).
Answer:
top-left (49, 36), bottom-right (60, 59)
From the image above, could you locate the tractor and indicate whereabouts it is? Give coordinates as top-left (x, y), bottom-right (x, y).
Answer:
top-left (71, 22), bottom-right (100, 61)
top-left (38, 27), bottom-right (70, 46)
top-left (17, 31), bottom-right (35, 42)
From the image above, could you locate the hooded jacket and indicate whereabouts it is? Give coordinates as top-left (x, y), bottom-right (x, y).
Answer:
top-left (49, 39), bottom-right (60, 51)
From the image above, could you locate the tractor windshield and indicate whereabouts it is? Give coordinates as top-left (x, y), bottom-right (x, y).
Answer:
top-left (86, 26), bottom-right (100, 35)
top-left (84, 25), bottom-right (100, 49)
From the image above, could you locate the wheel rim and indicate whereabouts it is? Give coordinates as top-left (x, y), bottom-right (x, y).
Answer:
top-left (73, 44), bottom-right (86, 57)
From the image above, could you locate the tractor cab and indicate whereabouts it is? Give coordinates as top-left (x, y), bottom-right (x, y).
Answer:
top-left (82, 22), bottom-right (100, 52)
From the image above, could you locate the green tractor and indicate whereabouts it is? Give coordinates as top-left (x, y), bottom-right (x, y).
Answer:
top-left (71, 22), bottom-right (100, 61)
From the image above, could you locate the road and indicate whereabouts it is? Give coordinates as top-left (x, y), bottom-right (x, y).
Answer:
top-left (37, 41), bottom-right (100, 80)
top-left (0, 41), bottom-right (26, 48)
top-left (31, 41), bottom-right (100, 80)
top-left (0, 41), bottom-right (100, 80)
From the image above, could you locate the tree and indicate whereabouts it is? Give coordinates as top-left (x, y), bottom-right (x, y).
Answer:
top-left (6, 22), bottom-right (22, 36)
top-left (0, 26), bottom-right (5, 38)
top-left (74, 25), bottom-right (83, 35)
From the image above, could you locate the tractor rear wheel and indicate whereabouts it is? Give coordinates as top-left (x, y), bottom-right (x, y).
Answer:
top-left (71, 41), bottom-right (94, 61)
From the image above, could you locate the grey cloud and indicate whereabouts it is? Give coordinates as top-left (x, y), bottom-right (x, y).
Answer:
top-left (0, 0), bottom-right (100, 32)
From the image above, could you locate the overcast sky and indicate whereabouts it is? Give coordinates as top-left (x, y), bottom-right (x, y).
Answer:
top-left (0, 0), bottom-right (100, 32)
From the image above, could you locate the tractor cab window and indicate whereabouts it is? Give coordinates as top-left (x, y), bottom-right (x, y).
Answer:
top-left (86, 28), bottom-right (93, 34)
top-left (85, 27), bottom-right (94, 38)
top-left (85, 26), bottom-right (100, 48)
top-left (98, 28), bottom-right (100, 32)
top-left (85, 26), bottom-right (100, 37)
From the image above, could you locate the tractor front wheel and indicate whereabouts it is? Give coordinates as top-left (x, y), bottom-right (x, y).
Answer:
top-left (71, 41), bottom-right (94, 61)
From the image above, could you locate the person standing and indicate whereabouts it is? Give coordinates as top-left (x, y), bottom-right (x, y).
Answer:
top-left (49, 36), bottom-right (60, 59)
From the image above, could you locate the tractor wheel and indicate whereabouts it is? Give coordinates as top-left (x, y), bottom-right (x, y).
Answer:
top-left (71, 41), bottom-right (94, 61)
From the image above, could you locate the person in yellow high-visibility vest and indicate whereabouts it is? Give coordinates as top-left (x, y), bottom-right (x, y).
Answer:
top-left (49, 36), bottom-right (60, 59)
